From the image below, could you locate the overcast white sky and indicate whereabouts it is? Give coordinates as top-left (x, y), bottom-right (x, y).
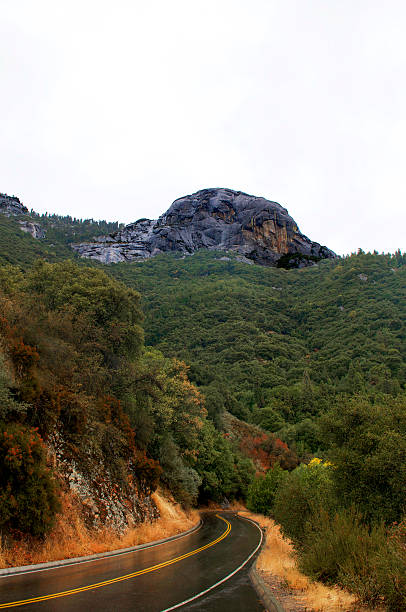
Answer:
top-left (1, 1), bottom-right (405, 255)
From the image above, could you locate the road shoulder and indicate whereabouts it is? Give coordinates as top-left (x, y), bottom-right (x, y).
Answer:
top-left (0, 518), bottom-right (202, 577)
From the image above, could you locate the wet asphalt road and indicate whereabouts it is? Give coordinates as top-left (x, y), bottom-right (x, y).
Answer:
top-left (0, 513), bottom-right (265, 611)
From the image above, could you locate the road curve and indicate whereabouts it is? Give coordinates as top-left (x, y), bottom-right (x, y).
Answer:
top-left (0, 513), bottom-right (265, 611)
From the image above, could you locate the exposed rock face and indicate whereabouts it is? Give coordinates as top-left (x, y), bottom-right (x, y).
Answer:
top-left (19, 220), bottom-right (46, 239)
top-left (0, 193), bottom-right (29, 216)
top-left (50, 431), bottom-right (158, 531)
top-left (0, 192), bottom-right (46, 239)
top-left (72, 188), bottom-right (335, 266)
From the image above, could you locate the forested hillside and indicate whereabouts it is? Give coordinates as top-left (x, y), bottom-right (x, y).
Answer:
top-left (1, 256), bottom-right (292, 543)
top-left (0, 209), bottom-right (121, 265)
top-left (111, 249), bottom-right (406, 455)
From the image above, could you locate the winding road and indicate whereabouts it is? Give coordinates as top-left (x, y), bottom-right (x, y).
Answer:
top-left (0, 513), bottom-right (265, 611)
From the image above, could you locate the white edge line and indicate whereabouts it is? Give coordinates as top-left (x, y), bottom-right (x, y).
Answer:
top-left (160, 514), bottom-right (263, 612)
top-left (0, 520), bottom-right (203, 579)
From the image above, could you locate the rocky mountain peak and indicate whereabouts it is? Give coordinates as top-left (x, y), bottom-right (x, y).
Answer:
top-left (161, 188), bottom-right (289, 226)
top-left (0, 193), bottom-right (29, 216)
top-left (72, 188), bottom-right (335, 266)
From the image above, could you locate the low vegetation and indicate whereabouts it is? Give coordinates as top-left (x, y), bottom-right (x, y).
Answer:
top-left (247, 453), bottom-right (406, 609)
top-left (241, 510), bottom-right (366, 612)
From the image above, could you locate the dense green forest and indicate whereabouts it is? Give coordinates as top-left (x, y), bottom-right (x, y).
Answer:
top-left (0, 211), bottom-right (405, 607)
top-left (111, 249), bottom-right (406, 454)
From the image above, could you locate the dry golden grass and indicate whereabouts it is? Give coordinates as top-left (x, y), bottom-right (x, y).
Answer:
top-left (0, 537), bottom-right (6, 569)
top-left (225, 500), bottom-right (247, 512)
top-left (0, 490), bottom-right (199, 569)
top-left (239, 510), bottom-right (378, 612)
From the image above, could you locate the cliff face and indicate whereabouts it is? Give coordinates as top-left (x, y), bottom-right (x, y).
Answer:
top-left (50, 431), bottom-right (158, 530)
top-left (18, 220), bottom-right (46, 239)
top-left (72, 188), bottom-right (335, 266)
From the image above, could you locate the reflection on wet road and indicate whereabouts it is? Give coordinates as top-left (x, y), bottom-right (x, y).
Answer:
top-left (0, 513), bottom-right (265, 611)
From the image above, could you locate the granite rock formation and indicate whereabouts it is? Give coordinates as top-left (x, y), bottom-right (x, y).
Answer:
top-left (73, 188), bottom-right (335, 266)
top-left (0, 193), bottom-right (29, 216)
top-left (18, 220), bottom-right (46, 239)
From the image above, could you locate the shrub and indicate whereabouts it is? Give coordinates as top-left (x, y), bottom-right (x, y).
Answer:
top-left (195, 420), bottom-right (254, 503)
top-left (299, 507), bottom-right (384, 589)
top-left (0, 423), bottom-right (60, 537)
top-left (295, 508), bottom-right (406, 610)
top-left (28, 388), bottom-right (60, 437)
top-left (132, 449), bottom-right (162, 495)
top-left (366, 519), bottom-right (406, 611)
top-left (158, 435), bottom-right (200, 505)
top-left (320, 395), bottom-right (406, 524)
top-left (0, 353), bottom-right (27, 422)
top-left (246, 463), bottom-right (287, 515)
top-left (252, 405), bottom-right (285, 432)
top-left (233, 454), bottom-right (256, 499)
top-left (273, 458), bottom-right (336, 546)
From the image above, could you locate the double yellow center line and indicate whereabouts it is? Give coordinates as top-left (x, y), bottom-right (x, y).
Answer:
top-left (0, 514), bottom-right (231, 609)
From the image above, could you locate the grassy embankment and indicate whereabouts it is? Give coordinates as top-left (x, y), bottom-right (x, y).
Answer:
top-left (0, 491), bottom-right (198, 569)
top-left (239, 510), bottom-right (382, 612)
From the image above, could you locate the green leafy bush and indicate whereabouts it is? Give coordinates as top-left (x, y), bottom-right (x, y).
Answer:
top-left (252, 405), bottom-right (285, 432)
top-left (320, 395), bottom-right (406, 524)
top-left (0, 423), bottom-right (60, 537)
top-left (195, 421), bottom-right (255, 503)
top-left (158, 435), bottom-right (201, 506)
top-left (246, 463), bottom-right (287, 515)
top-left (0, 353), bottom-right (27, 422)
top-left (273, 458), bottom-right (336, 546)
